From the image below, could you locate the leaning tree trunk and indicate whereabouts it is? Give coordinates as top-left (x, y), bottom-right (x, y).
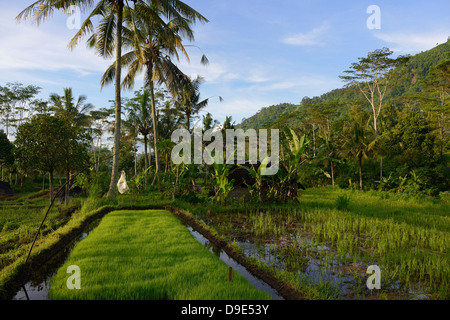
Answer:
top-left (106, 0), bottom-right (124, 199)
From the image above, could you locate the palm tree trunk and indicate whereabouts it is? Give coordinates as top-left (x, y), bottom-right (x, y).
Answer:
top-left (97, 137), bottom-right (102, 172)
top-left (106, 0), bottom-right (124, 198)
top-left (186, 112), bottom-right (191, 133)
top-left (312, 123), bottom-right (316, 156)
top-left (148, 67), bottom-right (160, 186)
top-left (144, 134), bottom-right (148, 187)
top-left (380, 156), bottom-right (383, 179)
top-left (165, 154), bottom-right (168, 173)
top-left (134, 139), bottom-right (137, 176)
top-left (148, 140), bottom-right (152, 170)
top-left (358, 154), bottom-right (363, 191)
top-left (331, 161), bottom-right (335, 186)
top-left (92, 139), bottom-right (97, 172)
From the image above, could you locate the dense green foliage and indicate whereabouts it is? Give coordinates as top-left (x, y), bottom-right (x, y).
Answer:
top-left (0, 130), bottom-right (14, 174)
top-left (239, 103), bottom-right (299, 130)
top-left (237, 41), bottom-right (449, 196)
top-left (1, 1), bottom-right (448, 302)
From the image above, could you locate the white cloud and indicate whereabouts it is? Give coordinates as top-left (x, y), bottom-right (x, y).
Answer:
top-left (206, 98), bottom-right (275, 124)
top-left (373, 32), bottom-right (449, 53)
top-left (0, 9), bottom-right (111, 76)
top-left (282, 23), bottom-right (329, 46)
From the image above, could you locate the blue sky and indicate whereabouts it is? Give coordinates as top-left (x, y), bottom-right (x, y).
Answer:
top-left (1, 0), bottom-right (449, 131)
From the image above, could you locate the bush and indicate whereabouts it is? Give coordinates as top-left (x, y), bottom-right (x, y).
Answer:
top-left (88, 171), bottom-right (110, 198)
top-left (335, 194), bottom-right (351, 211)
top-left (175, 192), bottom-right (206, 204)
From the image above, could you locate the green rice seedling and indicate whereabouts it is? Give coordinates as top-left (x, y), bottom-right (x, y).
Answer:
top-left (49, 210), bottom-right (271, 300)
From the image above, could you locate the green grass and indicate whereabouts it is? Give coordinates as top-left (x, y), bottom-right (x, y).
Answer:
top-left (0, 190), bottom-right (173, 297)
top-left (49, 210), bottom-right (271, 300)
top-left (301, 187), bottom-right (449, 232)
top-left (0, 197), bottom-right (80, 272)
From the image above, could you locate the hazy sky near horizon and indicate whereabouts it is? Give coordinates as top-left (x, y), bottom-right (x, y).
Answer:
top-left (1, 0), bottom-right (449, 129)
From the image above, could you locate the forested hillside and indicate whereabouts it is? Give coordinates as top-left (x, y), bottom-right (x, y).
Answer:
top-left (238, 103), bottom-right (299, 130)
top-left (238, 41), bottom-right (449, 195)
top-left (240, 41), bottom-right (450, 130)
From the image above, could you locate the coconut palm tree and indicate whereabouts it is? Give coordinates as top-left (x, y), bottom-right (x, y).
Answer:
top-left (158, 98), bottom-right (184, 140)
top-left (98, 1), bottom-right (208, 185)
top-left (48, 88), bottom-right (94, 204)
top-left (124, 89), bottom-right (153, 185)
top-left (338, 106), bottom-right (373, 191)
top-left (17, 0), bottom-right (129, 199)
top-left (17, 0), bottom-right (207, 195)
top-left (176, 76), bottom-right (221, 132)
top-left (49, 88), bottom-right (94, 127)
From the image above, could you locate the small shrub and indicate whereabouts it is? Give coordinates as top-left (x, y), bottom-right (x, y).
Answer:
top-left (175, 192), bottom-right (206, 204)
top-left (335, 194), bottom-right (351, 211)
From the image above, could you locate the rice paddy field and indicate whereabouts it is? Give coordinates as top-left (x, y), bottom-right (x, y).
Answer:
top-left (0, 195), bottom-right (81, 275)
top-left (1, 186), bottom-right (448, 301)
top-left (48, 210), bottom-right (271, 300)
top-left (186, 187), bottom-right (450, 300)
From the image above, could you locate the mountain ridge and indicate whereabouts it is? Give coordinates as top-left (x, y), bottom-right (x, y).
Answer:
top-left (238, 41), bottom-right (450, 130)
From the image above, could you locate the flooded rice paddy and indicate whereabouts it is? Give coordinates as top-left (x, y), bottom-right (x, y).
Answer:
top-left (199, 210), bottom-right (434, 300)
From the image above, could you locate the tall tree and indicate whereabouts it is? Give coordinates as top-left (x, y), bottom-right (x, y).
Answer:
top-left (421, 55), bottom-right (450, 162)
top-left (0, 130), bottom-right (14, 181)
top-left (49, 88), bottom-right (93, 203)
top-left (177, 76), bottom-right (221, 132)
top-left (202, 112), bottom-right (218, 132)
top-left (49, 88), bottom-right (94, 127)
top-left (89, 108), bottom-right (112, 172)
top-left (0, 82), bottom-right (40, 137)
top-left (159, 96), bottom-right (184, 140)
top-left (15, 115), bottom-right (68, 203)
top-left (340, 48), bottom-right (409, 133)
top-left (124, 89), bottom-right (153, 184)
top-left (17, 0), bottom-right (123, 199)
top-left (98, 1), bottom-right (208, 186)
top-left (338, 105), bottom-right (372, 191)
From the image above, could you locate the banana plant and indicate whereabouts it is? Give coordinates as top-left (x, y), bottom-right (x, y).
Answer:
top-left (211, 152), bottom-right (236, 205)
top-left (239, 157), bottom-right (270, 203)
top-left (281, 127), bottom-right (310, 179)
top-left (280, 127), bottom-right (336, 197)
top-left (131, 165), bottom-right (152, 195)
